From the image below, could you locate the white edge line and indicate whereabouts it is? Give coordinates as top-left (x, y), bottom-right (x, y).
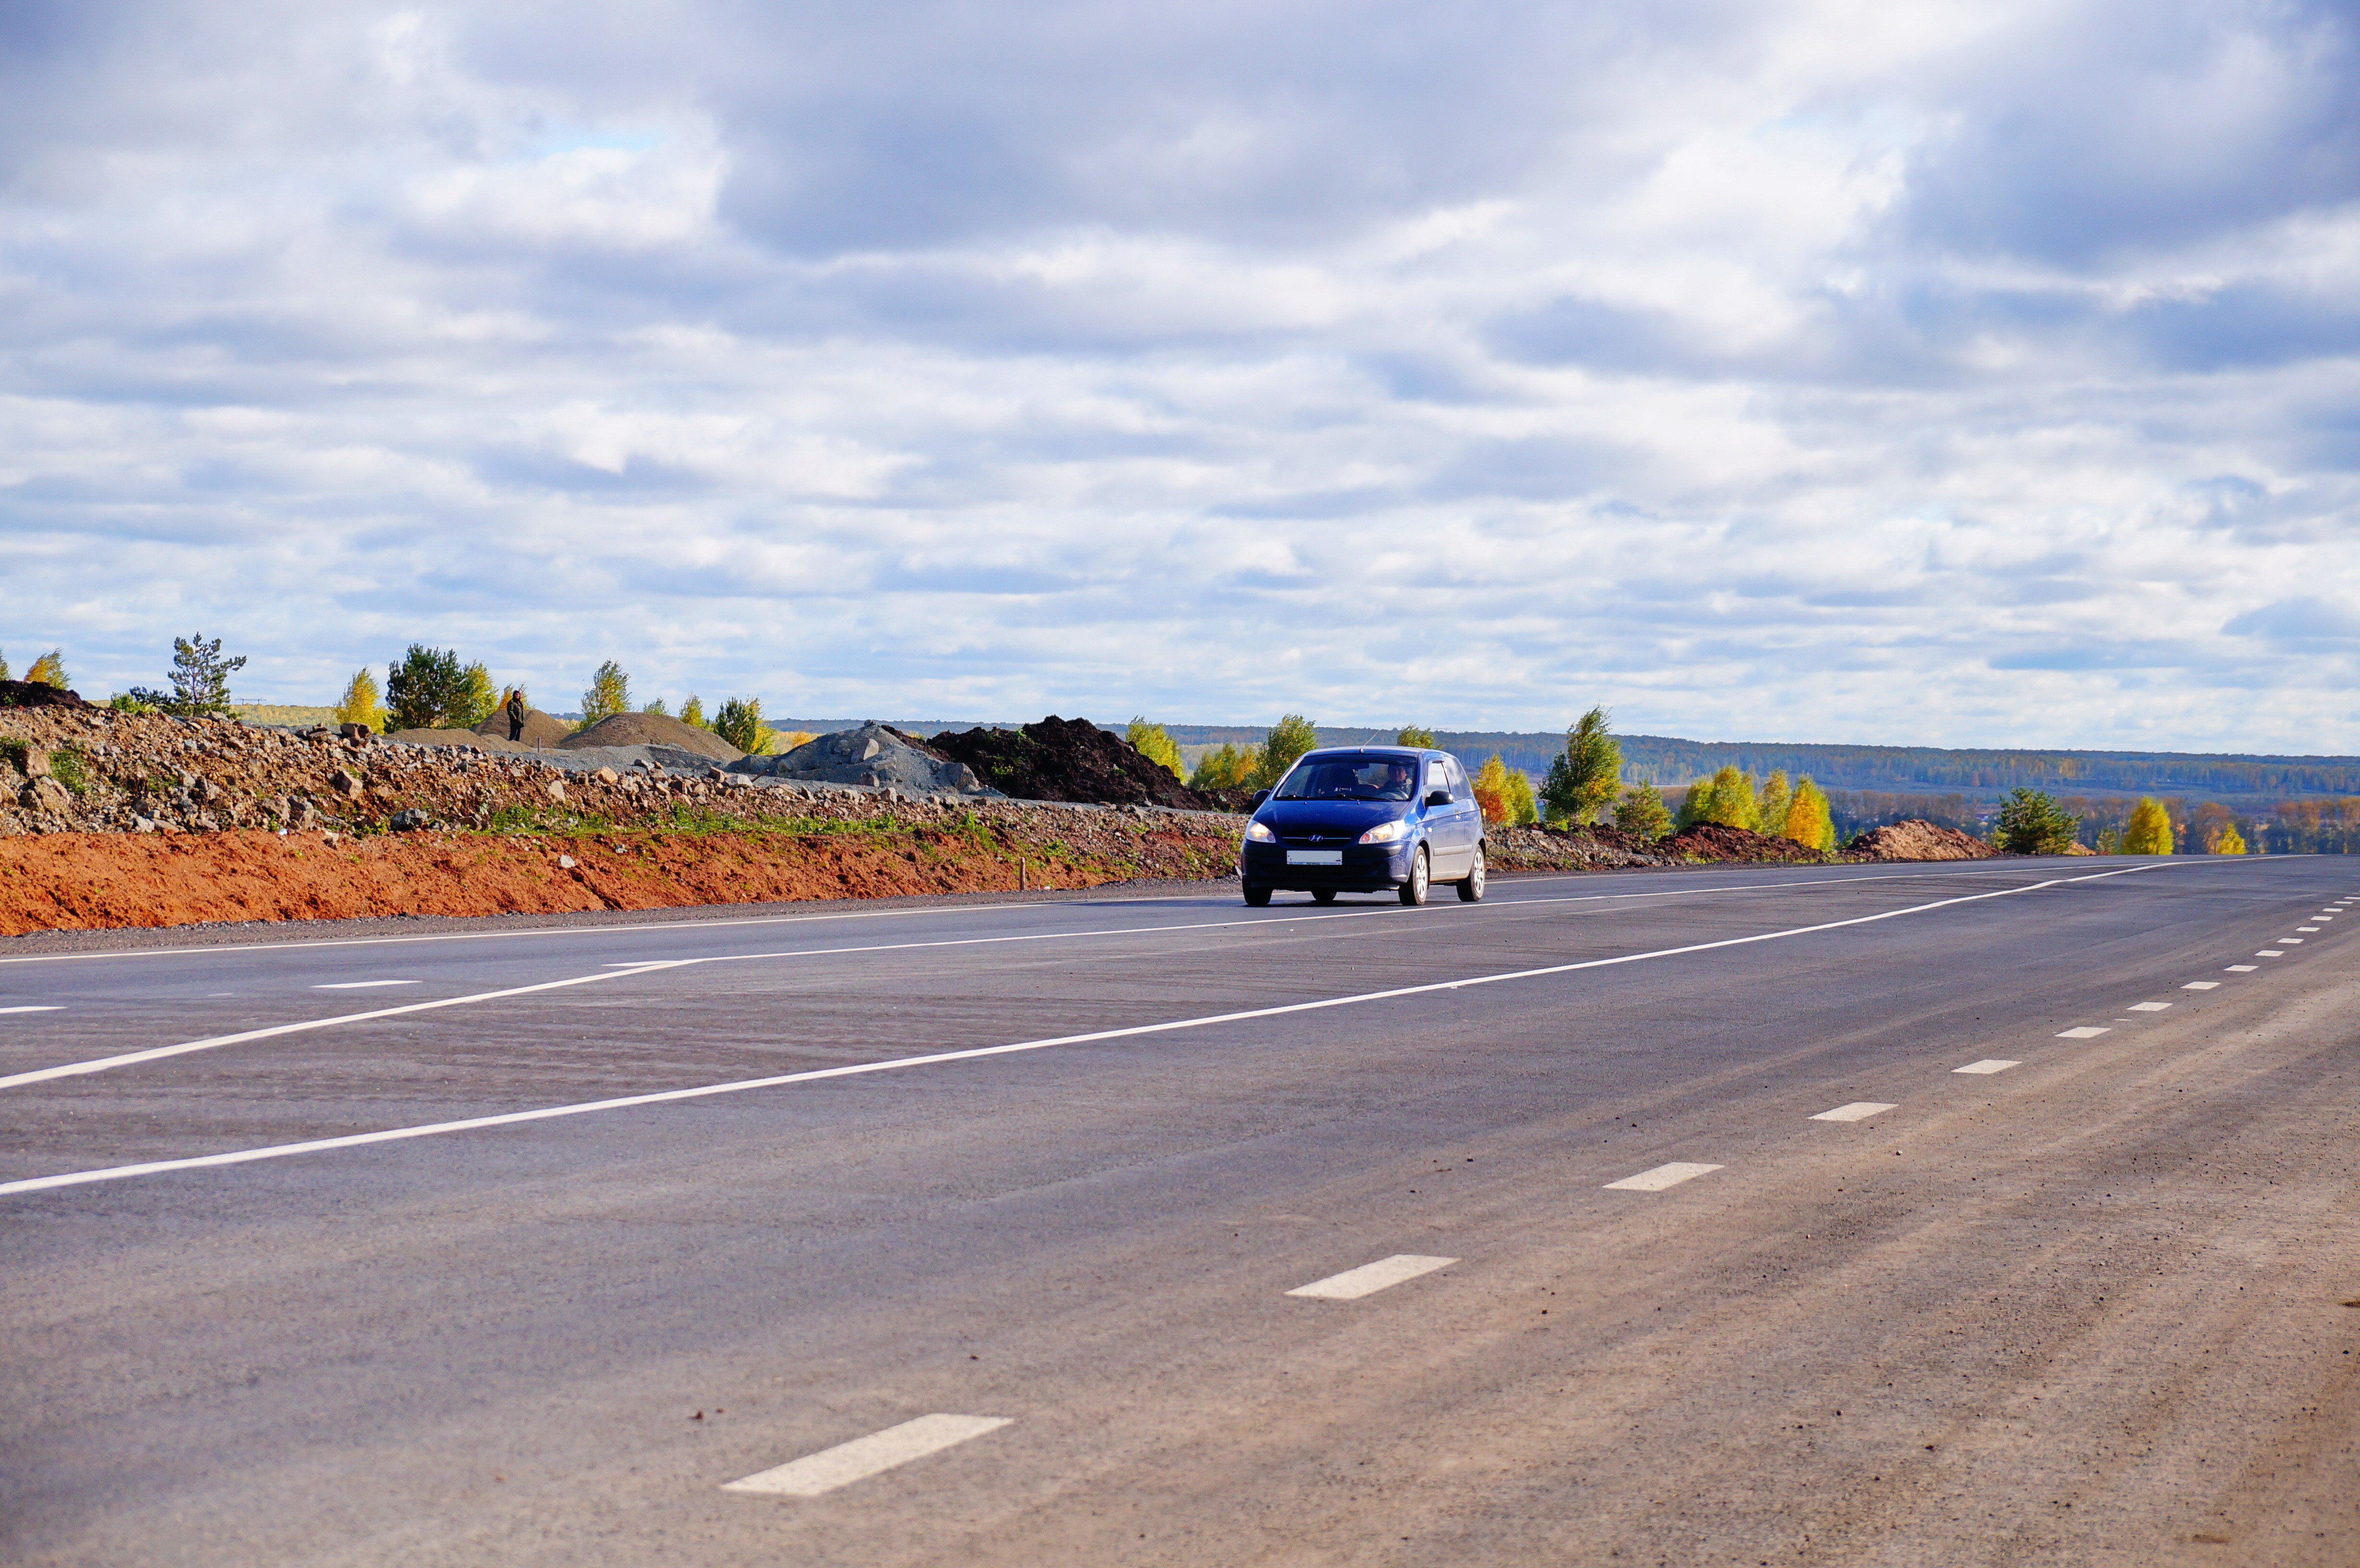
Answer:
top-left (0, 860), bottom-right (2183, 1196)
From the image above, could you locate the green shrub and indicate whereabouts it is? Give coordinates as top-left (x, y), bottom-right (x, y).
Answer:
top-left (713, 697), bottom-right (773, 754)
top-left (1614, 782), bottom-right (1672, 840)
top-left (1396, 724), bottom-right (1436, 747)
top-left (1191, 743), bottom-right (1257, 791)
top-left (49, 748), bottom-right (89, 796)
top-left (385, 646), bottom-right (475, 730)
top-left (1127, 718), bottom-right (1185, 779)
top-left (1251, 714), bottom-right (1318, 789)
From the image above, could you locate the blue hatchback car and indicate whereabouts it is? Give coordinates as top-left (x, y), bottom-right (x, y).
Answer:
top-left (1237, 747), bottom-right (1486, 906)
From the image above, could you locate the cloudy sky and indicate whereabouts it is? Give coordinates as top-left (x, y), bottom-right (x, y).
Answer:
top-left (5, 0), bottom-right (2358, 748)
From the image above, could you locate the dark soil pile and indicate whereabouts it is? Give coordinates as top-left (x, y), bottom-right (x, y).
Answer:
top-left (1659, 822), bottom-right (1832, 863)
top-left (561, 711), bottom-right (741, 760)
top-left (0, 680), bottom-right (94, 710)
top-left (927, 715), bottom-right (1210, 808)
top-left (473, 706), bottom-right (575, 748)
top-left (1847, 821), bottom-right (1997, 861)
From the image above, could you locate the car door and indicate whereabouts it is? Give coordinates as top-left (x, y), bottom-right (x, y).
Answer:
top-left (1427, 756), bottom-right (1473, 876)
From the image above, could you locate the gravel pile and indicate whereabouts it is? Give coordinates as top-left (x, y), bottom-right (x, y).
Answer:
top-left (735, 723), bottom-right (998, 797)
top-left (561, 711), bottom-right (742, 760)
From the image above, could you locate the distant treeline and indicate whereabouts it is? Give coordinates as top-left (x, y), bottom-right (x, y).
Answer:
top-left (1110, 726), bottom-right (2360, 804)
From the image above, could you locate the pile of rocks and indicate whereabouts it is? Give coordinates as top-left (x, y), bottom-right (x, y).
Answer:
top-left (734, 723), bottom-right (997, 797)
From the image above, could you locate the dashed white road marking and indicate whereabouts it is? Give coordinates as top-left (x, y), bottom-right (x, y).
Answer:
top-left (311, 980), bottom-right (420, 990)
top-left (0, 1005), bottom-right (63, 1015)
top-left (2278, 937), bottom-right (2306, 943)
top-left (2182, 981), bottom-right (2221, 990)
top-left (1605, 1162), bottom-right (1722, 1191)
top-left (2297, 927), bottom-right (2320, 933)
top-left (2258, 950), bottom-right (2285, 957)
top-left (1954, 1059), bottom-right (2019, 1075)
top-left (1286, 1254), bottom-right (1458, 1300)
top-left (2127, 1001), bottom-right (2172, 1011)
top-left (1809, 1102), bottom-right (1896, 1122)
top-left (2225, 965), bottom-right (2257, 972)
top-left (2056, 1026), bottom-right (2110, 1039)
top-left (721, 1415), bottom-right (1010, 1497)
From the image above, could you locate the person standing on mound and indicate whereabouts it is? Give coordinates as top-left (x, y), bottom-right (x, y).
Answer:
top-left (504, 687), bottom-right (529, 743)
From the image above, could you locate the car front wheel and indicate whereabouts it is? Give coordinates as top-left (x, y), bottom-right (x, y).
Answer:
top-left (1457, 844), bottom-right (1487, 902)
top-left (1243, 882), bottom-right (1272, 907)
top-left (1398, 845), bottom-right (1430, 906)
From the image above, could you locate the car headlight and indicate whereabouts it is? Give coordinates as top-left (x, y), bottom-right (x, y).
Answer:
top-left (1358, 819), bottom-right (1409, 845)
top-left (1245, 820), bottom-right (1276, 842)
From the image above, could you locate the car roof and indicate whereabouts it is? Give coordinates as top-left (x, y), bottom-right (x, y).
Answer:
top-left (1300, 746), bottom-right (1431, 759)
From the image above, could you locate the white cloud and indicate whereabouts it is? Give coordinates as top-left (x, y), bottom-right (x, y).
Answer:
top-left (1, 0), bottom-right (2357, 750)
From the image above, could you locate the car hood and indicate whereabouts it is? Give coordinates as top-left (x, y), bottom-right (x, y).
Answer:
top-left (1255, 799), bottom-right (1412, 835)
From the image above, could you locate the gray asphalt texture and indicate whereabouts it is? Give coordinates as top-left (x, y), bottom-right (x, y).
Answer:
top-left (4, 857), bottom-right (2357, 1566)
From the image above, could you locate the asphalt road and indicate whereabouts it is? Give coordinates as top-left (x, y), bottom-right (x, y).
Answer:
top-left (3, 857), bottom-right (2357, 1567)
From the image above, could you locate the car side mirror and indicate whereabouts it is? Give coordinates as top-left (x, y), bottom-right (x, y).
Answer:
top-left (1250, 788), bottom-right (1270, 806)
top-left (1425, 789), bottom-right (1451, 807)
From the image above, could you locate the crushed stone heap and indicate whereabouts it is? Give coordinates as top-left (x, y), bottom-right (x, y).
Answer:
top-left (1845, 821), bottom-right (1997, 860)
top-left (735, 723), bottom-right (997, 796)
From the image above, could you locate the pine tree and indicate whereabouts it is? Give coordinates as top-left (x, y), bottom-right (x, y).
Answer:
top-left (1995, 787), bottom-right (2081, 854)
top-left (1251, 714), bottom-right (1318, 788)
top-left (643, 698), bottom-right (669, 716)
top-left (2122, 797), bottom-right (2174, 855)
top-left (1614, 782), bottom-right (1672, 840)
top-left (1782, 777), bottom-right (1835, 850)
top-left (1756, 772), bottom-right (1792, 840)
top-left (1540, 706), bottom-right (1622, 825)
top-left (1473, 754), bottom-right (1512, 824)
top-left (383, 646), bottom-right (470, 731)
top-left (128, 636), bottom-right (244, 716)
top-left (579, 661), bottom-right (631, 727)
top-left (1396, 725), bottom-right (1436, 747)
top-left (25, 649), bottom-right (70, 689)
top-left (1127, 718), bottom-right (1185, 779)
top-left (333, 669), bottom-right (386, 733)
top-left (713, 697), bottom-right (774, 755)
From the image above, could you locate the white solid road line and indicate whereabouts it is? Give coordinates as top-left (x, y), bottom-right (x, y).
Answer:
top-left (721, 1415), bottom-right (1010, 1498)
top-left (1954, 1059), bottom-right (2019, 1075)
top-left (2225, 965), bottom-right (2257, 972)
top-left (0, 1005), bottom-right (63, 1015)
top-left (1605, 1162), bottom-right (1722, 1191)
top-left (2127, 1002), bottom-right (2172, 1011)
top-left (2056, 1026), bottom-right (2110, 1039)
top-left (2183, 981), bottom-right (2222, 990)
top-left (311, 980), bottom-right (419, 990)
top-left (0, 864), bottom-right (2188, 1195)
top-left (1286, 1254), bottom-right (1458, 1300)
top-left (1809, 1102), bottom-right (1896, 1122)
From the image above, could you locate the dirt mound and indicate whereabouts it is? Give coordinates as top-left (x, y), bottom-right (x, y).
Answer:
top-left (560, 711), bottom-right (741, 760)
top-left (1661, 822), bottom-right (1831, 863)
top-left (0, 808), bottom-right (1248, 935)
top-left (385, 728), bottom-right (537, 753)
top-left (1846, 820), bottom-right (1996, 861)
top-left (747, 723), bottom-right (994, 796)
top-left (473, 706), bottom-right (574, 749)
top-left (1486, 823), bottom-right (1677, 870)
top-left (927, 715), bottom-right (1209, 807)
top-left (0, 680), bottom-right (94, 710)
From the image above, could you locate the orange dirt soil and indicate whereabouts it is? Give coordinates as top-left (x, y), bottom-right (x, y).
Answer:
top-left (0, 823), bottom-right (1239, 936)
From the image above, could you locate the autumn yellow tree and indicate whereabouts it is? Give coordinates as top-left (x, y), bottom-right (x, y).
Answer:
top-left (1756, 772), bottom-right (1792, 838)
top-left (1783, 777), bottom-right (1836, 850)
top-left (1473, 754), bottom-right (1512, 824)
top-left (1127, 718), bottom-right (1185, 779)
top-left (1502, 767), bottom-right (1539, 826)
top-left (333, 669), bottom-right (386, 733)
top-left (2214, 823), bottom-right (2247, 854)
top-left (25, 649), bottom-right (69, 689)
top-left (2122, 797), bottom-right (2174, 855)
top-left (1190, 743), bottom-right (1259, 791)
top-left (1679, 766), bottom-right (1759, 831)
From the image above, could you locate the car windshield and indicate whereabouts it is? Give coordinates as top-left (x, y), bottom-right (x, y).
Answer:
top-left (1273, 756), bottom-right (1421, 802)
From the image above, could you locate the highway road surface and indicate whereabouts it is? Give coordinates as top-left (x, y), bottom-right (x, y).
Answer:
top-left (3, 856), bottom-right (2357, 1566)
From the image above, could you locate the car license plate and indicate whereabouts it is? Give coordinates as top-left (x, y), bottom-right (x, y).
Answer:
top-left (1287, 849), bottom-right (1343, 865)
